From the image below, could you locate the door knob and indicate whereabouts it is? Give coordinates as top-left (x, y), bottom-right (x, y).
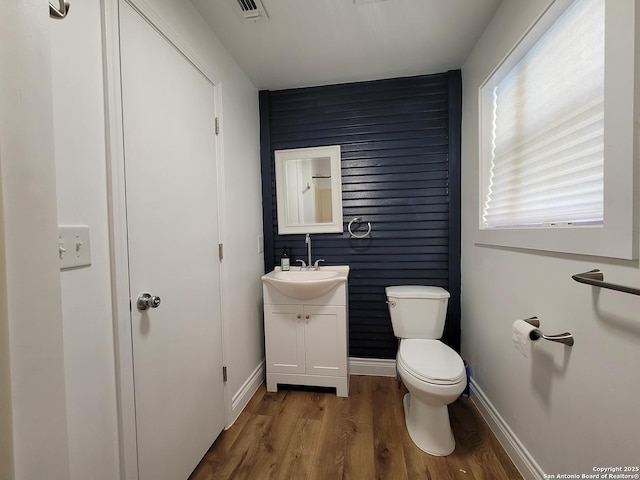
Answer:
top-left (137, 293), bottom-right (161, 311)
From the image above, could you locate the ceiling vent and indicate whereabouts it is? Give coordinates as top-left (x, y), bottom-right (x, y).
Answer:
top-left (232, 0), bottom-right (269, 22)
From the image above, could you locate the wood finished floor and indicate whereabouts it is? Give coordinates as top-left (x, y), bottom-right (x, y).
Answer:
top-left (190, 376), bottom-right (523, 480)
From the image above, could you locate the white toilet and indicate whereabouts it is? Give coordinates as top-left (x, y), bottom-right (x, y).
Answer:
top-left (385, 285), bottom-right (466, 456)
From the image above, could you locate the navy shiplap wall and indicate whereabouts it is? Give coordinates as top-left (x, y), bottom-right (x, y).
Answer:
top-left (260, 71), bottom-right (462, 359)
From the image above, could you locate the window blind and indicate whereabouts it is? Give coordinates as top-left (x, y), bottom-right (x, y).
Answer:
top-left (482, 0), bottom-right (604, 228)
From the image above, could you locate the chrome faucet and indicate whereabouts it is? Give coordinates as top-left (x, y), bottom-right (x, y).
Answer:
top-left (305, 233), bottom-right (312, 269)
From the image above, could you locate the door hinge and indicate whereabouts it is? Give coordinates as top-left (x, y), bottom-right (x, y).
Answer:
top-left (218, 243), bottom-right (223, 261)
top-left (214, 117), bottom-right (220, 135)
top-left (223, 366), bottom-right (228, 382)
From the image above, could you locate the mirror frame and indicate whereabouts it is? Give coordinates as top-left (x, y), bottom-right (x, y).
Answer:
top-left (275, 145), bottom-right (343, 234)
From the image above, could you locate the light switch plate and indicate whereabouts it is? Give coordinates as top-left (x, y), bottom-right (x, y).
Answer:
top-left (58, 225), bottom-right (91, 269)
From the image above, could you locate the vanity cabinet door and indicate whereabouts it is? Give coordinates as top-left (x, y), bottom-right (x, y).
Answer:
top-left (304, 305), bottom-right (347, 377)
top-left (264, 304), bottom-right (305, 374)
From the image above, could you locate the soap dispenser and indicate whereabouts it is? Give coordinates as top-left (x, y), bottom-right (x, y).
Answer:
top-left (280, 245), bottom-right (290, 271)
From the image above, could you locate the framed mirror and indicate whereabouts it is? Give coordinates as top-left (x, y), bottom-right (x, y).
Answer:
top-left (275, 145), bottom-right (343, 234)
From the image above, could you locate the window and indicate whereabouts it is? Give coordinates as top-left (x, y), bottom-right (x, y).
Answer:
top-left (483, 0), bottom-right (604, 229)
top-left (477, 0), bottom-right (637, 259)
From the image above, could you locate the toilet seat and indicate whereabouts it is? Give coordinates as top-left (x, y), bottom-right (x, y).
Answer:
top-left (398, 339), bottom-right (465, 385)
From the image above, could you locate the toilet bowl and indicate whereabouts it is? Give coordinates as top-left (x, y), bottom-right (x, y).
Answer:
top-left (396, 338), bottom-right (466, 455)
top-left (385, 286), bottom-right (466, 456)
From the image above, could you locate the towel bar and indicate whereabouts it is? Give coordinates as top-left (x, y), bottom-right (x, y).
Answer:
top-left (524, 317), bottom-right (574, 347)
top-left (572, 269), bottom-right (640, 297)
top-left (50, 0), bottom-right (70, 18)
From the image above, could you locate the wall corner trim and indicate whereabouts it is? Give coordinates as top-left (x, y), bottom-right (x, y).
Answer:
top-left (469, 378), bottom-right (544, 480)
top-left (259, 90), bottom-right (274, 273)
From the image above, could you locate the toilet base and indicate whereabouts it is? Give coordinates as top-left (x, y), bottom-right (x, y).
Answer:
top-left (403, 393), bottom-right (455, 456)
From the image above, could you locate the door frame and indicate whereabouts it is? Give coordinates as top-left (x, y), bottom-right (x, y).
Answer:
top-left (101, 1), bottom-right (228, 478)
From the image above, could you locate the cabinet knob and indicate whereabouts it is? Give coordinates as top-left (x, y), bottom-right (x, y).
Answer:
top-left (305, 315), bottom-right (310, 319)
top-left (296, 314), bottom-right (301, 319)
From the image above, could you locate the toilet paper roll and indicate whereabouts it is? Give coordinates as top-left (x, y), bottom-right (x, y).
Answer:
top-left (512, 319), bottom-right (537, 357)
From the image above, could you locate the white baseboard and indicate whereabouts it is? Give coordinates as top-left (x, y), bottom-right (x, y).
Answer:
top-left (469, 378), bottom-right (544, 480)
top-left (227, 360), bottom-right (265, 429)
top-left (348, 357), bottom-right (397, 377)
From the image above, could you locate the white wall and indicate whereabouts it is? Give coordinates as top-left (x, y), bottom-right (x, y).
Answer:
top-left (0, 1), bottom-right (70, 479)
top-left (0, 227), bottom-right (12, 480)
top-left (0, 172), bottom-right (14, 480)
top-left (50, 1), bottom-right (121, 479)
top-left (46, 0), bottom-right (263, 477)
top-left (461, 0), bottom-right (640, 477)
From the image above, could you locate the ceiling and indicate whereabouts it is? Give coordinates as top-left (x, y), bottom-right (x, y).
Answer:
top-left (191, 0), bottom-right (502, 91)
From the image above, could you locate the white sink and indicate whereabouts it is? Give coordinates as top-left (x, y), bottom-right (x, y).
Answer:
top-left (274, 270), bottom-right (339, 281)
top-left (262, 266), bottom-right (349, 300)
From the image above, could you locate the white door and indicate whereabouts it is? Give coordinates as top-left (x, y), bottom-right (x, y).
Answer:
top-left (119, 3), bottom-right (224, 479)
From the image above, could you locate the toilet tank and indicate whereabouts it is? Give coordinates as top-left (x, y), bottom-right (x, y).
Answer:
top-left (385, 286), bottom-right (450, 339)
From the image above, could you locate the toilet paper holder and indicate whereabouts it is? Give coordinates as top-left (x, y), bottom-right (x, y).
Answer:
top-left (523, 317), bottom-right (575, 347)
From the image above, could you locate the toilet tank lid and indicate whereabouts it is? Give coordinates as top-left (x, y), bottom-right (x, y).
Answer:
top-left (386, 286), bottom-right (450, 299)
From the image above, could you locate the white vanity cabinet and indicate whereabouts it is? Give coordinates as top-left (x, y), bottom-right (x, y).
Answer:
top-left (262, 267), bottom-right (349, 397)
